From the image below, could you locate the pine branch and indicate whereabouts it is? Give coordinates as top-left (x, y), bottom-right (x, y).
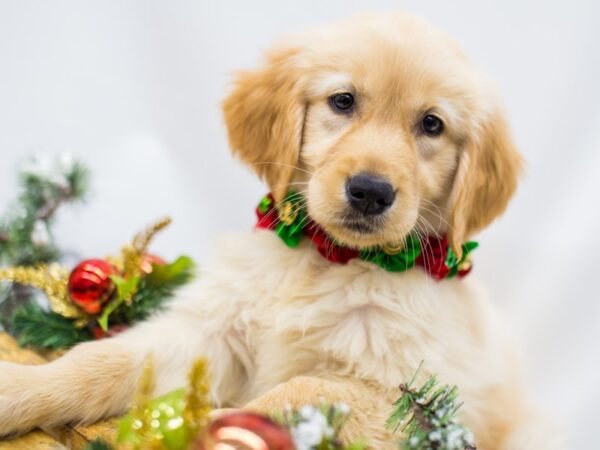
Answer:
top-left (0, 284), bottom-right (36, 332)
top-left (109, 256), bottom-right (195, 326)
top-left (12, 303), bottom-right (92, 349)
top-left (387, 367), bottom-right (476, 450)
top-left (126, 256), bottom-right (195, 320)
top-left (32, 160), bottom-right (88, 221)
top-left (0, 155), bottom-right (89, 266)
top-left (36, 186), bottom-right (73, 220)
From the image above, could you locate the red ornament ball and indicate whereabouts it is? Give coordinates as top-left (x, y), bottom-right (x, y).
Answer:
top-left (68, 259), bottom-right (117, 314)
top-left (200, 412), bottom-right (295, 450)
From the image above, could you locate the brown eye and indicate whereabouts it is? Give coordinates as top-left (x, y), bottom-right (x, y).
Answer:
top-left (421, 114), bottom-right (444, 136)
top-left (329, 93), bottom-right (354, 113)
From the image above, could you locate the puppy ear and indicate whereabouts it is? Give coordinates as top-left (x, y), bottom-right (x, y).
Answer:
top-left (448, 109), bottom-right (523, 254)
top-left (222, 47), bottom-right (305, 201)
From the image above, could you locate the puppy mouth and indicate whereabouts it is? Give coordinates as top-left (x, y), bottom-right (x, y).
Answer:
top-left (343, 220), bottom-right (376, 234)
top-left (340, 211), bottom-right (383, 234)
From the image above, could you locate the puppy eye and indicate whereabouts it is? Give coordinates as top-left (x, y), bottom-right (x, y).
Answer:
top-left (329, 93), bottom-right (355, 113)
top-left (420, 114), bottom-right (444, 136)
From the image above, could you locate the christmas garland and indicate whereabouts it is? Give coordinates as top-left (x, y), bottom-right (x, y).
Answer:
top-left (0, 217), bottom-right (195, 349)
top-left (256, 193), bottom-right (478, 279)
top-left (0, 154), bottom-right (89, 331)
top-left (84, 360), bottom-right (476, 450)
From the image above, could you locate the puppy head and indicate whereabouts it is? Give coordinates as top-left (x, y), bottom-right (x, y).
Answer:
top-left (223, 13), bottom-right (522, 252)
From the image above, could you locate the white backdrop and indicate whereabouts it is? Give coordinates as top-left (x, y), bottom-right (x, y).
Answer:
top-left (1, 1), bottom-right (599, 447)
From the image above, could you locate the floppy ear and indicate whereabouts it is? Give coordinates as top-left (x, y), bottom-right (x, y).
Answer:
top-left (222, 47), bottom-right (305, 201)
top-left (448, 109), bottom-right (523, 254)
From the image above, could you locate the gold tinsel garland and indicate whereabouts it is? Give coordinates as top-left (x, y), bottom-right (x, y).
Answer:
top-left (0, 264), bottom-right (84, 320)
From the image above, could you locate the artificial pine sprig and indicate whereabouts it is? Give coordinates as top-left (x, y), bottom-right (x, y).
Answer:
top-left (12, 303), bottom-right (93, 349)
top-left (102, 256), bottom-right (195, 329)
top-left (0, 155), bottom-right (88, 266)
top-left (386, 365), bottom-right (476, 450)
top-left (121, 256), bottom-right (195, 321)
top-left (0, 155), bottom-right (88, 331)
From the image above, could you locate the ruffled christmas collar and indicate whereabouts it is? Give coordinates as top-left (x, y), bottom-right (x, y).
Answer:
top-left (255, 192), bottom-right (478, 280)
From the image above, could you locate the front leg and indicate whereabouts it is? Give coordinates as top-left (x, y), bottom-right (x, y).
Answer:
top-left (0, 339), bottom-right (137, 437)
top-left (0, 282), bottom-right (251, 437)
top-left (245, 376), bottom-right (397, 450)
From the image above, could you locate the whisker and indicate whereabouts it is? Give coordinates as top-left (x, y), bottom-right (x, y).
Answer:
top-left (250, 161), bottom-right (313, 176)
top-left (296, 213), bottom-right (313, 229)
top-left (266, 180), bottom-right (310, 191)
top-left (417, 201), bottom-right (454, 234)
top-left (412, 219), bottom-right (436, 290)
top-left (419, 199), bottom-right (453, 229)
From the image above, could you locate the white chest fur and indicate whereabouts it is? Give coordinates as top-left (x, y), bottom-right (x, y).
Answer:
top-left (185, 230), bottom-right (510, 404)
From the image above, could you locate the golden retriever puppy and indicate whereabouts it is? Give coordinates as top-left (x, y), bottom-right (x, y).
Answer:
top-left (0, 12), bottom-right (557, 449)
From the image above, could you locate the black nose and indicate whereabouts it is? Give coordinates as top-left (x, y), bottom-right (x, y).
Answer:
top-left (345, 173), bottom-right (395, 216)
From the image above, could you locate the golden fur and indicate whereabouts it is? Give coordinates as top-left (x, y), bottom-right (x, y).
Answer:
top-left (223, 13), bottom-right (522, 253)
top-left (0, 12), bottom-right (558, 449)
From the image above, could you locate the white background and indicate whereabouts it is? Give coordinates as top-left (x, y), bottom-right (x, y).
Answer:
top-left (1, 1), bottom-right (599, 447)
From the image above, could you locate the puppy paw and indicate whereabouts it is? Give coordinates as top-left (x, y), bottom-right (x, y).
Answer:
top-left (244, 376), bottom-right (397, 449)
